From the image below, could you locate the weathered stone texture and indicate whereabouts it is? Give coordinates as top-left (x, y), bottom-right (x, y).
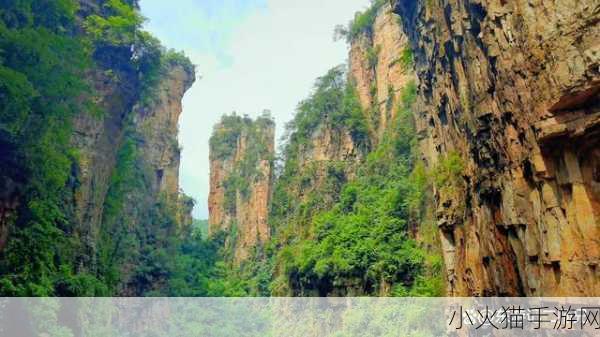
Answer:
top-left (349, 3), bottom-right (415, 143)
top-left (392, 0), bottom-right (599, 296)
top-left (208, 117), bottom-right (274, 262)
top-left (71, 57), bottom-right (195, 271)
top-left (70, 49), bottom-right (141, 269)
top-left (134, 64), bottom-right (195, 201)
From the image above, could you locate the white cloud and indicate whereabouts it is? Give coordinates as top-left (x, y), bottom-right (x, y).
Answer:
top-left (141, 0), bottom-right (371, 219)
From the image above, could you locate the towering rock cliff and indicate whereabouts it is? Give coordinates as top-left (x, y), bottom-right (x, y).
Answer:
top-left (349, 2), bottom-right (415, 143)
top-left (0, 0), bottom-right (195, 295)
top-left (209, 113), bottom-right (275, 262)
top-left (265, 66), bottom-right (369, 276)
top-left (130, 60), bottom-right (195, 229)
top-left (392, 0), bottom-right (599, 296)
top-left (101, 59), bottom-right (196, 295)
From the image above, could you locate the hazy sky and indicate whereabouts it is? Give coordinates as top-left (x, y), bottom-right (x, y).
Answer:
top-left (139, 0), bottom-right (370, 219)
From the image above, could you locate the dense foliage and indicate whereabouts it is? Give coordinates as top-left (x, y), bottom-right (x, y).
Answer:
top-left (213, 68), bottom-right (443, 296)
top-left (0, 0), bottom-right (443, 298)
top-left (270, 79), bottom-right (442, 296)
top-left (0, 0), bottom-right (101, 296)
top-left (0, 0), bottom-right (198, 296)
top-left (279, 65), bottom-right (369, 176)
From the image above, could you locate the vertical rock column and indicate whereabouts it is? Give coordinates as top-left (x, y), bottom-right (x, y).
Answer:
top-left (209, 114), bottom-right (275, 262)
top-left (349, 2), bottom-right (416, 144)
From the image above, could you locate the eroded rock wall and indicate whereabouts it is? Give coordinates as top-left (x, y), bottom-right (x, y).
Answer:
top-left (69, 1), bottom-right (196, 276)
top-left (70, 46), bottom-right (141, 270)
top-left (209, 115), bottom-right (275, 262)
top-left (133, 63), bottom-right (195, 211)
top-left (0, 0), bottom-right (195, 295)
top-left (291, 123), bottom-right (364, 202)
top-left (131, 62), bottom-right (196, 231)
top-left (392, 0), bottom-right (600, 296)
top-left (349, 3), bottom-right (415, 143)
top-left (116, 62), bottom-right (195, 295)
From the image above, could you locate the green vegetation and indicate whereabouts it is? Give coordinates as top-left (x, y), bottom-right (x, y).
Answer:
top-left (83, 0), bottom-right (143, 46)
top-left (270, 80), bottom-right (442, 296)
top-left (210, 111), bottom-right (274, 213)
top-left (0, 0), bottom-right (100, 296)
top-left (193, 219), bottom-right (209, 237)
top-left (432, 151), bottom-right (464, 195)
top-left (217, 75), bottom-right (443, 296)
top-left (335, 0), bottom-right (387, 43)
top-left (392, 47), bottom-right (414, 70)
top-left (400, 47), bottom-right (414, 68)
top-left (283, 65), bottom-right (369, 159)
top-left (0, 0), bottom-right (443, 298)
top-left (210, 112), bottom-right (273, 161)
top-left (0, 0), bottom-right (197, 296)
top-left (84, 0), bottom-right (194, 106)
top-left (366, 45), bottom-right (381, 70)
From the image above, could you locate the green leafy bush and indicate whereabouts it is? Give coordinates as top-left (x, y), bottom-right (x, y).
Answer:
top-left (84, 0), bottom-right (194, 107)
top-left (0, 0), bottom-right (97, 296)
top-left (261, 75), bottom-right (443, 296)
top-left (392, 47), bottom-right (414, 70)
top-left (335, 0), bottom-right (387, 43)
top-left (284, 65), bottom-right (369, 156)
top-left (366, 45), bottom-right (381, 69)
top-left (432, 152), bottom-right (464, 192)
top-left (209, 113), bottom-right (245, 160)
top-left (83, 0), bottom-right (143, 46)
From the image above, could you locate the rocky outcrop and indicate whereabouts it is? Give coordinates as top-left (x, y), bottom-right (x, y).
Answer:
top-left (70, 47), bottom-right (141, 270)
top-left (392, 0), bottom-right (599, 296)
top-left (134, 65), bottom-right (193, 200)
top-left (0, 0), bottom-right (195, 295)
top-left (291, 122), bottom-right (364, 203)
top-left (69, 0), bottom-right (196, 286)
top-left (71, 58), bottom-right (195, 277)
top-left (133, 62), bottom-right (195, 231)
top-left (116, 61), bottom-right (195, 295)
top-left (349, 3), bottom-right (415, 143)
top-left (130, 61), bottom-right (196, 237)
top-left (69, 0), bottom-right (196, 275)
top-left (209, 114), bottom-right (274, 262)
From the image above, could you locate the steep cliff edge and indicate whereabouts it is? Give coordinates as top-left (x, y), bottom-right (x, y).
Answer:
top-left (0, 0), bottom-right (195, 295)
top-left (209, 113), bottom-right (275, 262)
top-left (348, 2), bottom-right (415, 143)
top-left (132, 61), bottom-right (195, 225)
top-left (392, 0), bottom-right (599, 296)
top-left (101, 59), bottom-right (196, 295)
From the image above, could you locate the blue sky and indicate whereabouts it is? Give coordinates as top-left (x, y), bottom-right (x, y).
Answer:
top-left (139, 0), bottom-right (370, 219)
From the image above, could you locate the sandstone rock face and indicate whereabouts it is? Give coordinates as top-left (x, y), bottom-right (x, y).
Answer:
top-left (134, 64), bottom-right (195, 204)
top-left (283, 121), bottom-right (365, 218)
top-left (70, 53), bottom-right (140, 269)
top-left (70, 58), bottom-right (195, 272)
top-left (209, 115), bottom-right (275, 262)
top-left (298, 124), bottom-right (359, 164)
top-left (392, 0), bottom-right (600, 296)
top-left (349, 3), bottom-right (415, 143)
top-left (68, 2), bottom-right (196, 275)
top-left (133, 63), bottom-right (196, 229)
